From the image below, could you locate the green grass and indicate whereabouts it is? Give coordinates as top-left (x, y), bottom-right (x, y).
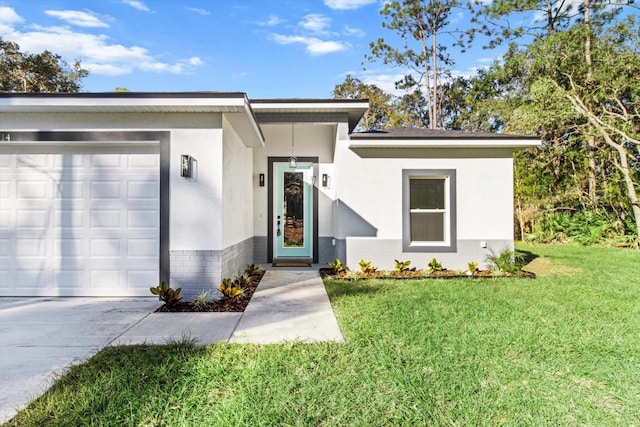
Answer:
top-left (5, 244), bottom-right (640, 426)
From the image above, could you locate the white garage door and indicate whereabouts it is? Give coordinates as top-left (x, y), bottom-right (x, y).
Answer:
top-left (0, 145), bottom-right (160, 296)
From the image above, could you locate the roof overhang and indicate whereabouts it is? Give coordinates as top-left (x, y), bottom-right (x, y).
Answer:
top-left (0, 92), bottom-right (265, 147)
top-left (250, 99), bottom-right (369, 132)
top-left (348, 138), bottom-right (541, 150)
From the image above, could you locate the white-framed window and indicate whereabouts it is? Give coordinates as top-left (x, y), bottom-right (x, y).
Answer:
top-left (402, 169), bottom-right (456, 252)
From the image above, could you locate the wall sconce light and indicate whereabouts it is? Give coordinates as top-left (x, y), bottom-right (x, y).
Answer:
top-left (180, 154), bottom-right (192, 178)
top-left (259, 173), bottom-right (265, 187)
top-left (322, 173), bottom-right (329, 188)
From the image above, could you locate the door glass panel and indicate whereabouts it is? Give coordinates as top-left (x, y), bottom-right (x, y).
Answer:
top-left (283, 171), bottom-right (304, 247)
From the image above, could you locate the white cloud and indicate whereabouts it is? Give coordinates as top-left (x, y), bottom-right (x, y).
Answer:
top-left (121, 0), bottom-right (151, 12)
top-left (257, 15), bottom-right (285, 26)
top-left (0, 6), bottom-right (24, 25)
top-left (1, 17), bottom-right (200, 76)
top-left (343, 25), bottom-right (365, 37)
top-left (186, 7), bottom-right (210, 15)
top-left (271, 34), bottom-right (349, 55)
top-left (45, 10), bottom-right (109, 28)
top-left (324, 0), bottom-right (377, 10)
top-left (300, 14), bottom-right (331, 33)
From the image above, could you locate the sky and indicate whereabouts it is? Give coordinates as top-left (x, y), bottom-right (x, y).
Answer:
top-left (0, 0), bottom-right (505, 99)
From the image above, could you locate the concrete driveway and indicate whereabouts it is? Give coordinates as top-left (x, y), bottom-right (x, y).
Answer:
top-left (0, 297), bottom-right (161, 423)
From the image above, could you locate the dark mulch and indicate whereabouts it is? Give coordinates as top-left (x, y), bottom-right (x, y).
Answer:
top-left (320, 268), bottom-right (535, 280)
top-left (155, 271), bottom-right (264, 313)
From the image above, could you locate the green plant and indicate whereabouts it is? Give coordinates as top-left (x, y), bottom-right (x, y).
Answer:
top-left (244, 264), bottom-right (263, 276)
top-left (328, 258), bottom-right (346, 273)
top-left (193, 290), bottom-right (211, 309)
top-left (467, 261), bottom-right (479, 272)
top-left (359, 259), bottom-right (377, 274)
top-left (235, 272), bottom-right (251, 288)
top-left (219, 278), bottom-right (244, 300)
top-left (394, 259), bottom-right (411, 272)
top-left (428, 258), bottom-right (443, 272)
top-left (149, 281), bottom-right (182, 306)
top-left (484, 247), bottom-right (524, 274)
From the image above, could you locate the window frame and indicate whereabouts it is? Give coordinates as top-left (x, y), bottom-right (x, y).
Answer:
top-left (402, 169), bottom-right (457, 252)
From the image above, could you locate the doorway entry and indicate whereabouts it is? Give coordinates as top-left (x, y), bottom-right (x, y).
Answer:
top-left (268, 157), bottom-right (318, 263)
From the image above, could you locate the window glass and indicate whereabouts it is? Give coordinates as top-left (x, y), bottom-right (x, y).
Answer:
top-left (410, 179), bottom-right (444, 209)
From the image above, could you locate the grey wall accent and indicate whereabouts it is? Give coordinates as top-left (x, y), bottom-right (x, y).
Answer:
top-left (221, 237), bottom-right (254, 279)
top-left (345, 238), bottom-right (513, 271)
top-left (318, 237), bottom-right (338, 264)
top-left (334, 238), bottom-right (347, 264)
top-left (253, 236), bottom-right (268, 264)
top-left (170, 250), bottom-right (221, 299)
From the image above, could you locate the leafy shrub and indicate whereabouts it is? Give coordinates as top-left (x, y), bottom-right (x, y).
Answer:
top-left (428, 258), bottom-right (443, 272)
top-left (150, 281), bottom-right (182, 306)
top-left (359, 259), bottom-right (377, 274)
top-left (244, 264), bottom-right (263, 276)
top-left (394, 260), bottom-right (411, 272)
top-left (192, 290), bottom-right (210, 309)
top-left (235, 272), bottom-right (251, 288)
top-left (527, 210), bottom-right (634, 246)
top-left (328, 258), bottom-right (346, 273)
top-left (467, 261), bottom-right (479, 272)
top-left (219, 278), bottom-right (244, 300)
top-left (484, 247), bottom-right (524, 274)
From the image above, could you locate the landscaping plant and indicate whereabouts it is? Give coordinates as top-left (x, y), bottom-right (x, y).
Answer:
top-left (484, 247), bottom-right (524, 274)
top-left (192, 290), bottom-right (210, 310)
top-left (149, 281), bottom-right (182, 306)
top-left (328, 258), bottom-right (346, 274)
top-left (428, 258), bottom-right (443, 272)
top-left (359, 259), bottom-right (377, 274)
top-left (394, 259), bottom-right (411, 272)
top-left (218, 278), bottom-right (244, 300)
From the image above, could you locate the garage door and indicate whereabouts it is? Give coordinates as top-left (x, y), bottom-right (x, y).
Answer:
top-left (0, 145), bottom-right (160, 296)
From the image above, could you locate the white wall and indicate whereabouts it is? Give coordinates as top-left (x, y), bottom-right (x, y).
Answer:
top-left (221, 116), bottom-right (254, 248)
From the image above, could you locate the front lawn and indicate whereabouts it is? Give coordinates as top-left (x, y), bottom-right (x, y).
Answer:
top-left (5, 244), bottom-right (640, 426)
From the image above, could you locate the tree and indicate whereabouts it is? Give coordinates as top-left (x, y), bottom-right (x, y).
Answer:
top-left (365, 0), bottom-right (461, 129)
top-left (0, 38), bottom-right (88, 93)
top-left (509, 18), bottom-right (640, 243)
top-left (332, 74), bottom-right (394, 130)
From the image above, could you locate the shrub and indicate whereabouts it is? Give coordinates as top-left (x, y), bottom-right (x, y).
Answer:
top-left (244, 264), bottom-right (263, 276)
top-left (467, 261), bottom-right (479, 272)
top-left (394, 260), bottom-right (411, 272)
top-left (219, 278), bottom-right (244, 300)
top-left (428, 258), bottom-right (443, 272)
top-left (150, 281), bottom-right (182, 306)
top-left (359, 259), bottom-right (377, 274)
top-left (328, 258), bottom-right (346, 274)
top-left (484, 247), bottom-right (524, 274)
top-left (192, 290), bottom-right (210, 309)
top-left (235, 272), bottom-right (251, 288)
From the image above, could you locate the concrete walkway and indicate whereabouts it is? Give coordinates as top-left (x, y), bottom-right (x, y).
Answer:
top-left (115, 267), bottom-right (343, 345)
top-left (0, 268), bottom-right (342, 423)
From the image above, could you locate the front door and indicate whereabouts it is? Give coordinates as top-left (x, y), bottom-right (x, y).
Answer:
top-left (274, 163), bottom-right (313, 260)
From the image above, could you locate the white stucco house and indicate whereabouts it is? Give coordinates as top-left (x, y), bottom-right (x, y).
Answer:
top-left (0, 92), bottom-right (539, 297)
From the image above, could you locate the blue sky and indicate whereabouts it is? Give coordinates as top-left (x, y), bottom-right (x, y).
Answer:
top-left (0, 0), bottom-right (503, 98)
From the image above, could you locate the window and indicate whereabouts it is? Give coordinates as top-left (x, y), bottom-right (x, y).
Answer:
top-left (403, 169), bottom-right (456, 252)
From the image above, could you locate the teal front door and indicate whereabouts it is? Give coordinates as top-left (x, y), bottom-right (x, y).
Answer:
top-left (274, 163), bottom-right (313, 259)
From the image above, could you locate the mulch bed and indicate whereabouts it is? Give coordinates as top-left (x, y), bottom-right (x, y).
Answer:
top-left (320, 268), bottom-right (535, 280)
top-left (155, 271), bottom-right (264, 313)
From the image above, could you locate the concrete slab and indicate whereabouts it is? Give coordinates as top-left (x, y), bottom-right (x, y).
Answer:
top-left (230, 270), bottom-right (344, 344)
top-left (114, 312), bottom-right (243, 346)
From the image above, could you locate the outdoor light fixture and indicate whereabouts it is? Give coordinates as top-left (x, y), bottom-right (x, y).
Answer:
top-left (259, 173), bottom-right (265, 187)
top-left (180, 154), bottom-right (192, 178)
top-left (322, 173), bottom-right (329, 187)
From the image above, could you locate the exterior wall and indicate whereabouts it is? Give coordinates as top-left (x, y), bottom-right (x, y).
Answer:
top-left (333, 134), bottom-right (516, 271)
top-left (3, 112), bottom-right (227, 296)
top-left (252, 123), bottom-right (337, 262)
top-left (221, 116), bottom-right (254, 279)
